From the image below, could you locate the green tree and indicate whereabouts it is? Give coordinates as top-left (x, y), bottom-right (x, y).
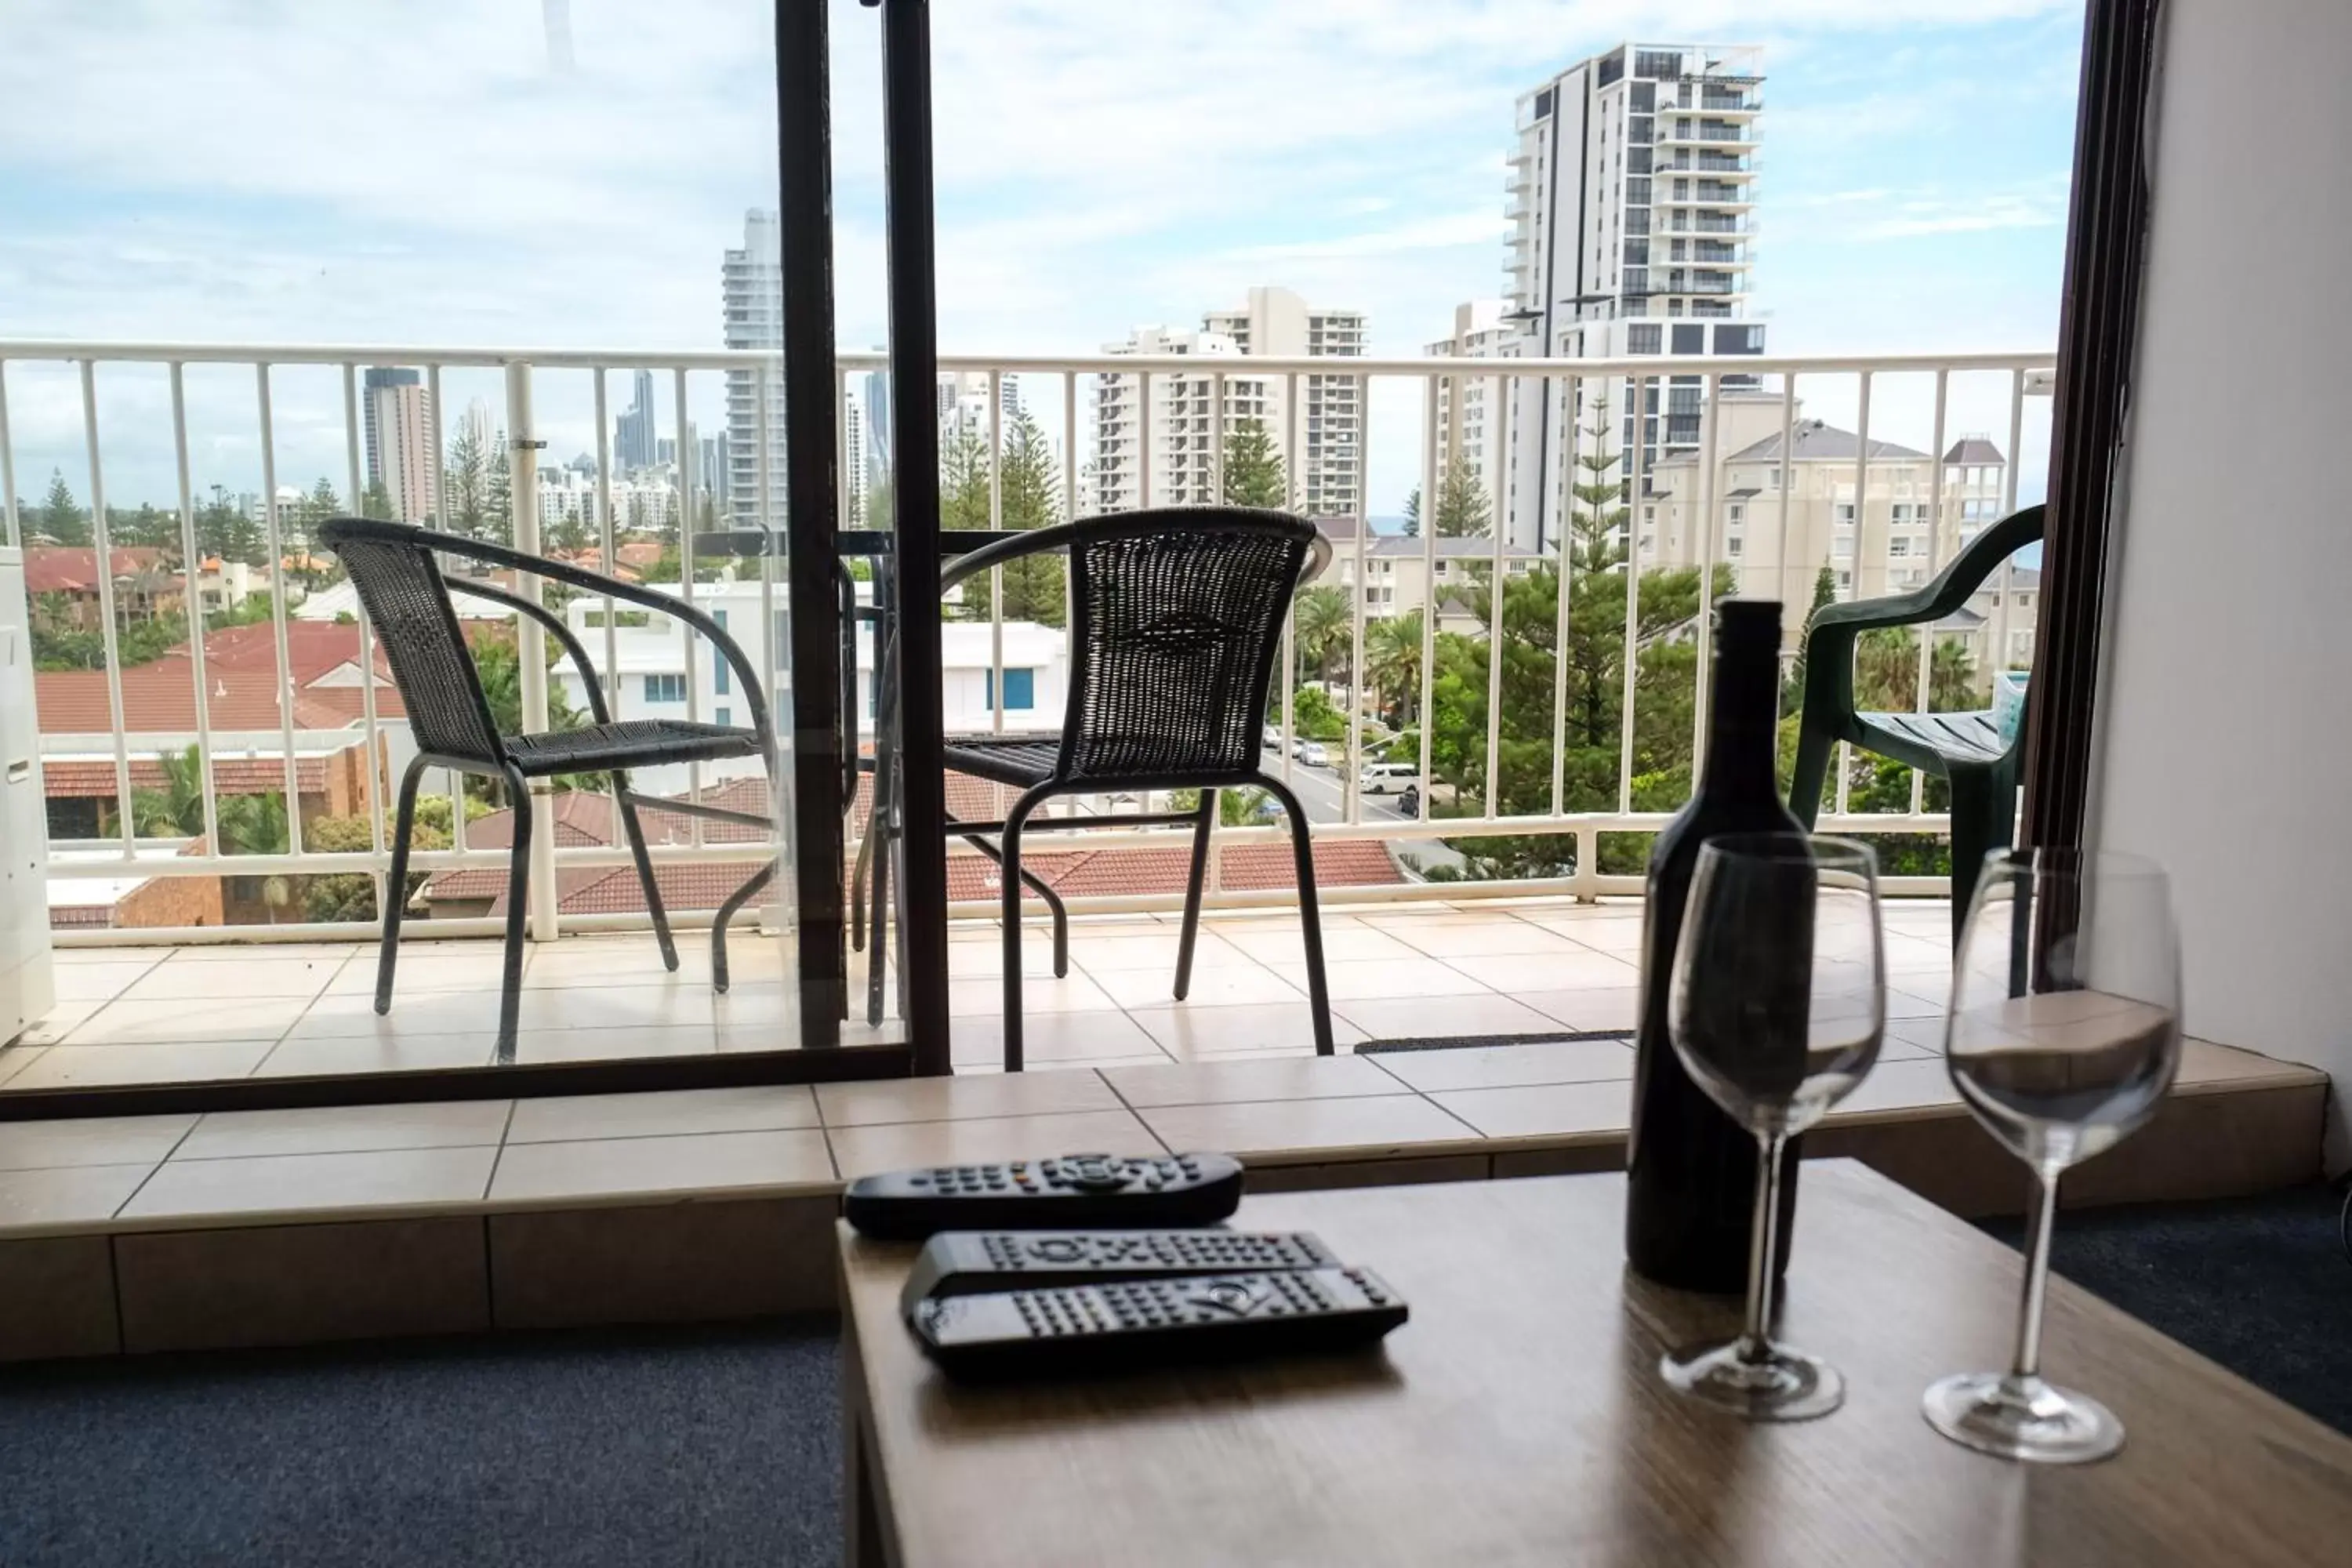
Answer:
top-left (361, 478), bottom-right (396, 521)
top-left (464, 628), bottom-right (587, 800)
top-left (486, 434), bottom-right (513, 544)
top-left (112, 503), bottom-right (176, 550)
top-left (1221, 420), bottom-right (1287, 509)
top-left (38, 470), bottom-right (91, 546)
top-left (303, 812), bottom-right (448, 924)
top-left (864, 477), bottom-right (894, 533)
top-left (1402, 454), bottom-right (1492, 539)
top-left (443, 421), bottom-right (492, 539)
top-left (1290, 583), bottom-right (1350, 686)
top-left (196, 485), bottom-right (265, 565)
top-left (951, 408), bottom-right (1066, 626)
top-left (131, 745), bottom-right (208, 839)
top-left (1364, 611), bottom-right (1425, 724)
top-left (217, 790), bottom-right (290, 856)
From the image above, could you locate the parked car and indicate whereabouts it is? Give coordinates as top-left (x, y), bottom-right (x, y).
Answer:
top-left (1298, 741), bottom-right (1330, 768)
top-left (1359, 760), bottom-right (1420, 795)
top-left (1262, 724), bottom-right (1283, 750)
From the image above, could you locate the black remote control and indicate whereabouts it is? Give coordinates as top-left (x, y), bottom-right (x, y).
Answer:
top-left (901, 1230), bottom-right (1336, 1312)
top-left (843, 1152), bottom-right (1244, 1241)
top-left (909, 1267), bottom-right (1408, 1380)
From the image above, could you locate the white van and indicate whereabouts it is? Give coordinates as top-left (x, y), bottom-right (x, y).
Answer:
top-left (1359, 760), bottom-right (1421, 795)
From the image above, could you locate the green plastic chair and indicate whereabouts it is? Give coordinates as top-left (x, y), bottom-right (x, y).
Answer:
top-left (1788, 503), bottom-right (2044, 946)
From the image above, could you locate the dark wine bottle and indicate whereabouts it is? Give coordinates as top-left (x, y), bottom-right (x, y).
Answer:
top-left (1624, 597), bottom-right (1808, 1293)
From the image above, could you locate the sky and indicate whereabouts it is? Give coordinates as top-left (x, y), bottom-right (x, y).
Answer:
top-left (0, 0), bottom-right (2084, 518)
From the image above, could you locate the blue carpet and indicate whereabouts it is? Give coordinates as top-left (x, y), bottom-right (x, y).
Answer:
top-left (1980, 1183), bottom-right (2352, 1436)
top-left (0, 1323), bottom-right (839, 1568)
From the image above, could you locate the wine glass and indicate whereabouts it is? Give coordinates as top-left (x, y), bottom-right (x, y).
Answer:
top-left (1661, 832), bottom-right (1885, 1421)
top-left (1923, 847), bottom-right (2180, 1465)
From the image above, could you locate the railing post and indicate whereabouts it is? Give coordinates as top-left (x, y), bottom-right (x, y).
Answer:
top-left (505, 360), bottom-right (558, 942)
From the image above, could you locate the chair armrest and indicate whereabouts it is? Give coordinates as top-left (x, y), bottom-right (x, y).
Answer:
top-left (329, 519), bottom-right (776, 760)
top-left (445, 579), bottom-right (616, 727)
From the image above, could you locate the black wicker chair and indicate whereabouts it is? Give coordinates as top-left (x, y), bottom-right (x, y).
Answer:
top-left (859, 508), bottom-right (1336, 1070)
top-left (318, 517), bottom-right (780, 1056)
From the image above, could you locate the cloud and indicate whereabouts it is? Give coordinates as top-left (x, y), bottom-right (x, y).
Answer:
top-left (1223, 213), bottom-right (1508, 263)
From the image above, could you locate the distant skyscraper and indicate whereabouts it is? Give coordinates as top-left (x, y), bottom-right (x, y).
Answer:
top-left (362, 367), bottom-right (439, 523)
top-left (700, 434), bottom-right (729, 515)
top-left (1202, 286), bottom-right (1367, 517)
top-left (843, 392), bottom-right (867, 528)
top-left (722, 210), bottom-right (788, 523)
top-left (862, 365), bottom-right (892, 496)
top-left (615, 369), bottom-right (658, 474)
top-left (1490, 40), bottom-right (1766, 550)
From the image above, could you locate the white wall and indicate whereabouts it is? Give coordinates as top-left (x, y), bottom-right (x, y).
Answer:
top-left (2092, 0), bottom-right (2352, 1161)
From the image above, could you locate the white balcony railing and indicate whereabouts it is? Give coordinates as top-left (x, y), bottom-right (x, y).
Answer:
top-left (0, 339), bottom-right (2051, 945)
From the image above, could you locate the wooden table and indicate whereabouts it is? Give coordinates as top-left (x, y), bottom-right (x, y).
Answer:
top-left (837, 1161), bottom-right (2352, 1566)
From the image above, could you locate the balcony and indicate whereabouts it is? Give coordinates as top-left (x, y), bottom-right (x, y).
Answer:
top-left (0, 338), bottom-right (2056, 1096)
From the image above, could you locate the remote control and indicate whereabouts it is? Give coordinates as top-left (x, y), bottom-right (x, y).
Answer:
top-left (901, 1229), bottom-right (1337, 1312)
top-left (843, 1152), bottom-right (1244, 1241)
top-left (909, 1267), bottom-right (1408, 1380)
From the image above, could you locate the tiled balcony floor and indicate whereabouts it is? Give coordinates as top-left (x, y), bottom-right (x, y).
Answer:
top-left (0, 897), bottom-right (1964, 1092)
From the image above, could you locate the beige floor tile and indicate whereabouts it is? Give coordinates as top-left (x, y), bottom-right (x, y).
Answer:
top-left (1069, 931), bottom-right (1252, 972)
top-left (0, 1046), bottom-right (45, 1088)
top-left (946, 938), bottom-right (1064, 978)
top-left (163, 942), bottom-right (364, 963)
top-left (1104, 1054), bottom-right (1408, 1109)
top-left (1527, 915), bottom-right (1647, 953)
top-left (1127, 1002), bottom-right (1365, 1058)
top-left (1379, 920), bottom-right (1586, 959)
top-left (250, 1033), bottom-right (499, 1078)
top-left (1835, 1057), bottom-right (1962, 1116)
top-left (1440, 950), bottom-right (1644, 992)
top-left (507, 1086), bottom-right (820, 1144)
top-left (288, 989), bottom-right (517, 1040)
top-left (1884, 988), bottom-right (1945, 1021)
top-left (949, 971), bottom-right (1118, 1017)
top-left (1335, 992), bottom-right (1563, 1044)
top-left (817, 1070), bottom-right (1124, 1127)
top-left (1369, 1036), bottom-right (1635, 1094)
top-left (1138, 1094), bottom-right (1479, 1163)
top-left (126, 956), bottom-right (343, 1002)
top-left (488, 1128), bottom-right (835, 1203)
top-left (178, 1100), bottom-right (514, 1161)
top-left (0, 1164), bottom-right (157, 1230)
top-left (1217, 923), bottom-right (1418, 964)
top-left (521, 939), bottom-right (720, 988)
top-left (826, 1109), bottom-right (1163, 1180)
top-left (1880, 1017), bottom-right (1948, 1062)
top-left (64, 996), bottom-right (309, 1047)
top-left (1428, 1079), bottom-right (1633, 1141)
top-left (506, 1025), bottom-right (720, 1065)
top-left (9, 1042), bottom-right (275, 1090)
top-left (1083, 964), bottom-right (1299, 1011)
top-left (322, 949), bottom-right (521, 996)
top-left (19, 1000), bottom-right (106, 1045)
top-left (49, 957), bottom-right (166, 1003)
top-left (122, 1146), bottom-right (499, 1222)
top-left (948, 1010), bottom-right (1165, 1067)
top-left (514, 982), bottom-right (721, 1033)
top-left (0, 1114), bottom-right (196, 1172)
top-left (1261, 957), bottom-right (1488, 1003)
top-left (1518, 985), bottom-right (1642, 1033)
top-left (710, 984), bottom-right (797, 1035)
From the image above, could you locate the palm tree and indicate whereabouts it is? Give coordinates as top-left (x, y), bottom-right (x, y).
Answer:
top-left (131, 745), bottom-right (207, 840)
top-left (1291, 584), bottom-right (1351, 688)
top-left (216, 790), bottom-right (296, 921)
top-left (1364, 611), bottom-right (1425, 723)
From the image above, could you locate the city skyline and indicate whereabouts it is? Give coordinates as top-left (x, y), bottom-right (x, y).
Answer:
top-left (0, 2), bottom-right (2079, 515)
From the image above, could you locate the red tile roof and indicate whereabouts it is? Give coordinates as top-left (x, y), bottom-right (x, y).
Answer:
top-left (24, 546), bottom-right (168, 594)
top-left (33, 621), bottom-right (405, 732)
top-left (42, 754), bottom-right (339, 800)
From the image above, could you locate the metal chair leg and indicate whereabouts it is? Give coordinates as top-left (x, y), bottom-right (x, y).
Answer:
top-left (1173, 789), bottom-right (1218, 1000)
top-left (495, 764), bottom-right (532, 1062)
top-left (999, 785), bottom-right (1055, 1073)
top-left (375, 756), bottom-right (432, 1015)
top-left (1255, 774), bottom-right (1334, 1055)
top-left (710, 861), bottom-right (776, 993)
top-left (956, 830), bottom-right (1069, 978)
top-left (613, 775), bottom-right (677, 972)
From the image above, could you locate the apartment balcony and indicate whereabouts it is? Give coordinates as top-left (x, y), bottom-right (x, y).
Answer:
top-left (0, 337), bottom-right (2060, 1099)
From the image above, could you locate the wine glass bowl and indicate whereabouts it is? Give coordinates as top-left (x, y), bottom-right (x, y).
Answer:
top-left (1925, 848), bottom-right (2182, 1465)
top-left (1660, 832), bottom-right (1885, 1422)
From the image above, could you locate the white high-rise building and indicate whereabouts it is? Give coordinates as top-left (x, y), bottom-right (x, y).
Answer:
top-left (361, 368), bottom-right (439, 524)
top-left (721, 209), bottom-right (788, 524)
top-left (1424, 299), bottom-right (1515, 496)
top-left (843, 391), bottom-right (867, 529)
top-left (1089, 328), bottom-right (1272, 514)
top-left (1201, 286), bottom-right (1367, 517)
top-left (1462, 42), bottom-right (1765, 551)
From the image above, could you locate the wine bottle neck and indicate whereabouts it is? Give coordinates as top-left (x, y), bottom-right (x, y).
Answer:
top-left (1698, 637), bottom-right (1781, 800)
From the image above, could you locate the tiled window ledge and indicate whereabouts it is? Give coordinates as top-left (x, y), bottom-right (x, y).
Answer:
top-left (0, 1038), bottom-right (2325, 1362)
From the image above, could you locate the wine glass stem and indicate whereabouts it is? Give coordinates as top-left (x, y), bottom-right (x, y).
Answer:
top-left (1737, 1131), bottom-right (1788, 1363)
top-left (2009, 1167), bottom-right (2060, 1382)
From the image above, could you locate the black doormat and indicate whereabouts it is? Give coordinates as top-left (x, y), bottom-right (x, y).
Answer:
top-left (1356, 1029), bottom-right (1633, 1054)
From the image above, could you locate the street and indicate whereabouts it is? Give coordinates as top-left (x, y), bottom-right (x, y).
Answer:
top-left (1250, 743), bottom-right (1467, 877)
